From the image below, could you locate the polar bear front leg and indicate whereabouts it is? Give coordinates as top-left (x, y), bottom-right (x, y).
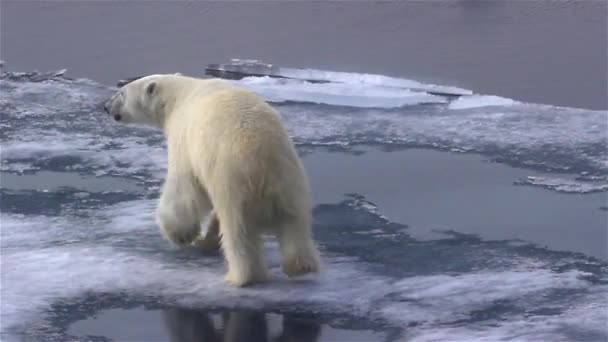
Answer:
top-left (192, 211), bottom-right (221, 252)
top-left (156, 172), bottom-right (210, 246)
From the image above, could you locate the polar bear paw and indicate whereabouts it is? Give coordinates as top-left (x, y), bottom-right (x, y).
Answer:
top-left (160, 224), bottom-right (200, 246)
top-left (224, 268), bottom-right (269, 287)
top-left (282, 253), bottom-right (320, 277)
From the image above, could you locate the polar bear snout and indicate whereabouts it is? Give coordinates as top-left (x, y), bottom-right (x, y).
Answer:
top-left (104, 92), bottom-right (124, 121)
top-left (103, 101), bottom-right (110, 114)
top-left (102, 102), bottom-right (121, 121)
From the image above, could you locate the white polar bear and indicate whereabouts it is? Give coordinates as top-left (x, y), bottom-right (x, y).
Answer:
top-left (104, 74), bottom-right (321, 286)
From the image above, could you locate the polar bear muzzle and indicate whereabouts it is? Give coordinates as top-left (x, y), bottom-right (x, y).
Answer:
top-left (103, 92), bottom-right (124, 121)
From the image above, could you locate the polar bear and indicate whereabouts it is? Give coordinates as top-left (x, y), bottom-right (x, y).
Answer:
top-left (103, 74), bottom-right (321, 286)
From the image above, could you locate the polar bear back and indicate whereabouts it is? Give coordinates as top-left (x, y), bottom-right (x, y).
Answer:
top-left (166, 86), bottom-right (310, 226)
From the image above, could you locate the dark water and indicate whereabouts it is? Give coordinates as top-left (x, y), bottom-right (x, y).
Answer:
top-left (0, 171), bottom-right (143, 193)
top-left (1, 1), bottom-right (606, 109)
top-left (69, 307), bottom-right (386, 342)
top-left (306, 148), bottom-right (608, 260)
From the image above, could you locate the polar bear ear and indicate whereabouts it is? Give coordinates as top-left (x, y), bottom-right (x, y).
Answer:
top-left (146, 81), bottom-right (157, 96)
top-left (174, 72), bottom-right (182, 76)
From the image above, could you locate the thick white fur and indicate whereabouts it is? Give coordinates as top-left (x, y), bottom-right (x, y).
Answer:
top-left (105, 74), bottom-right (321, 286)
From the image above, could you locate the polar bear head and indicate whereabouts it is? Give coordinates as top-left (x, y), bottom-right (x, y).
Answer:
top-left (103, 74), bottom-right (170, 127)
top-left (104, 73), bottom-right (232, 128)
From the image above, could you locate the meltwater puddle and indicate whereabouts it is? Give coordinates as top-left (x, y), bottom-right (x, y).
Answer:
top-left (0, 171), bottom-right (146, 216)
top-left (68, 307), bottom-right (388, 342)
top-left (304, 148), bottom-right (608, 260)
top-left (0, 171), bottom-right (143, 193)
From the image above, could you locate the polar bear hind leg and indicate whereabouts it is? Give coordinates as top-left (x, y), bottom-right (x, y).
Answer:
top-left (278, 216), bottom-right (321, 277)
top-left (216, 207), bottom-right (269, 287)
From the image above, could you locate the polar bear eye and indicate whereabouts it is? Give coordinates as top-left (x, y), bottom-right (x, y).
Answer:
top-left (146, 82), bottom-right (157, 96)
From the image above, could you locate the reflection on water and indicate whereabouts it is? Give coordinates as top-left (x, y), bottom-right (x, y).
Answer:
top-left (70, 307), bottom-right (383, 342)
top-left (163, 309), bottom-right (321, 342)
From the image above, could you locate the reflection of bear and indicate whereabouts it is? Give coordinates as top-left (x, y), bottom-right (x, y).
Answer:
top-left (162, 308), bottom-right (220, 342)
top-left (105, 74), bottom-right (321, 286)
top-left (161, 308), bottom-right (321, 342)
top-left (277, 316), bottom-right (322, 342)
top-left (222, 311), bottom-right (268, 342)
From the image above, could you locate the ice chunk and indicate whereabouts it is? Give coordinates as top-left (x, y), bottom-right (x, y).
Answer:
top-left (449, 94), bottom-right (516, 109)
top-left (515, 176), bottom-right (608, 193)
top-left (233, 76), bottom-right (446, 108)
top-left (206, 59), bottom-right (473, 97)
